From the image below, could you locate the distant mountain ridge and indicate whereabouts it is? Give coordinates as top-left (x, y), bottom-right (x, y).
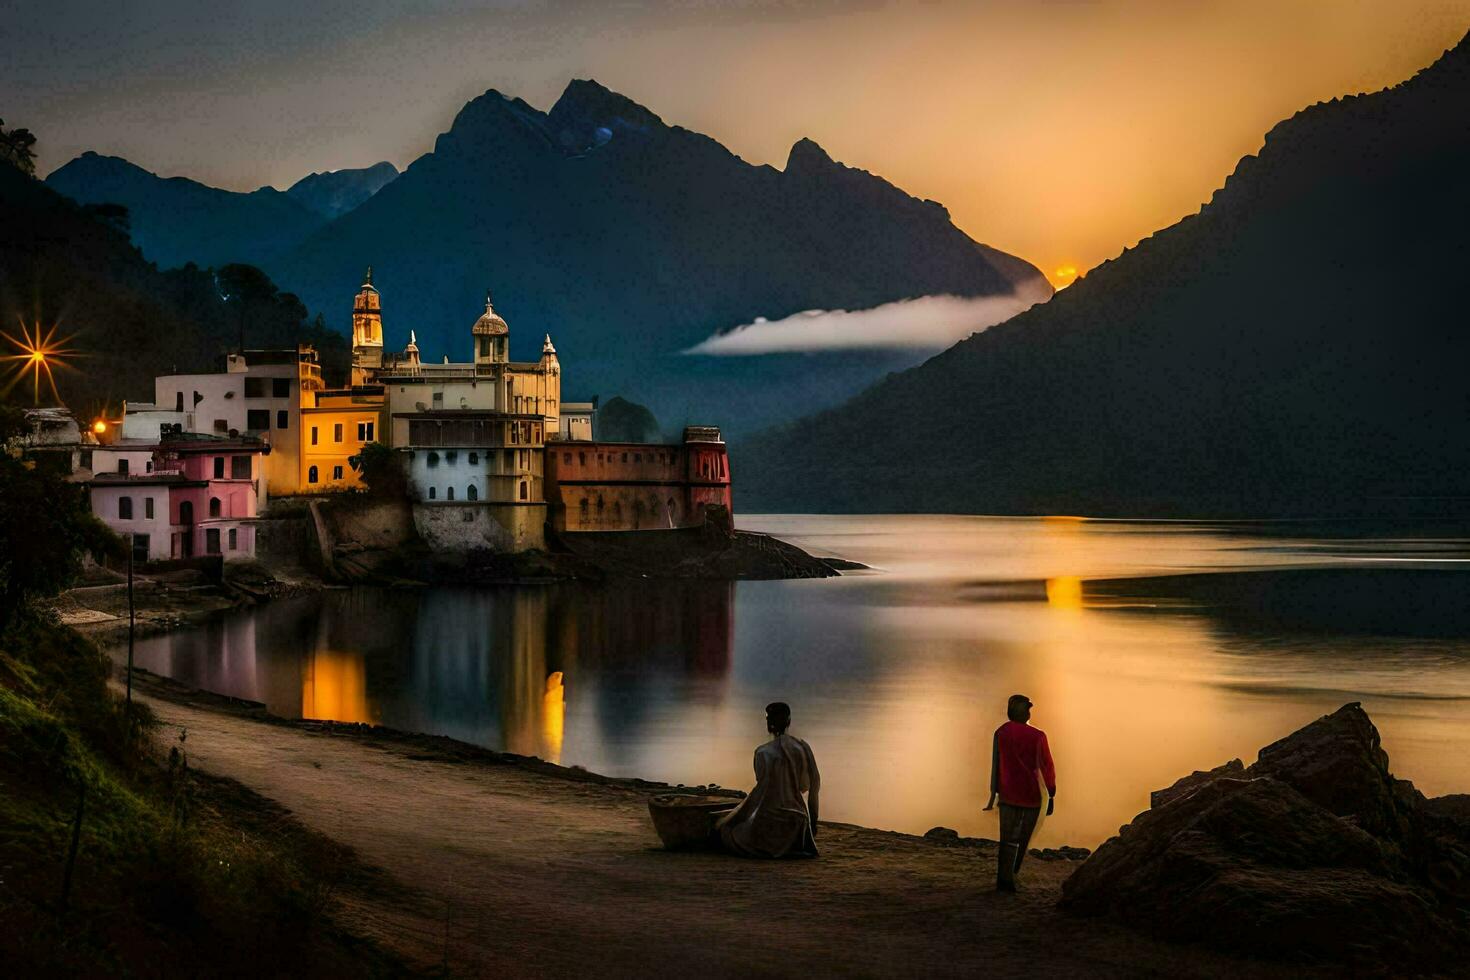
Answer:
top-left (45, 152), bottom-right (322, 269)
top-left (739, 31), bottom-right (1470, 517)
top-left (286, 161), bottom-right (399, 219)
top-left (42, 80), bottom-right (1048, 432)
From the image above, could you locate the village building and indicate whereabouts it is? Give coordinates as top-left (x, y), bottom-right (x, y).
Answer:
top-left (88, 432), bottom-right (270, 563)
top-left (559, 400), bottom-right (596, 441)
top-left (151, 345), bottom-right (323, 496)
top-left (13, 407), bottom-right (92, 479)
top-left (543, 427), bottom-right (732, 533)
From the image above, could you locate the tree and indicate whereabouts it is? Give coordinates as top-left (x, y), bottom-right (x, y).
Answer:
top-left (0, 407), bottom-right (118, 629)
top-left (349, 440), bottom-right (407, 497)
top-left (0, 118), bottom-right (37, 176)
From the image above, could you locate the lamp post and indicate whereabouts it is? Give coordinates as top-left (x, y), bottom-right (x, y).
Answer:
top-left (126, 532), bottom-right (135, 710)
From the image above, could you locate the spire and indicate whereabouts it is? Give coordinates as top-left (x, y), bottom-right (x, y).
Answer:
top-left (542, 334), bottom-right (556, 355)
top-left (407, 329), bottom-right (418, 349)
top-left (485, 289), bottom-right (493, 313)
top-left (364, 265), bottom-right (374, 288)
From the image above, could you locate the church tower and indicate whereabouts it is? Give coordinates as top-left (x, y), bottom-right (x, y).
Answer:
top-left (472, 290), bottom-right (509, 369)
top-left (351, 267), bottom-right (384, 386)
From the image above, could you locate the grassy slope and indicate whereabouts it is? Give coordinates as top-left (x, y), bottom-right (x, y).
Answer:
top-left (0, 614), bottom-right (404, 976)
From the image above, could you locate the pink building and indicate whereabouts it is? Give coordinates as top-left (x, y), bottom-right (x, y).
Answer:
top-left (89, 433), bottom-right (270, 562)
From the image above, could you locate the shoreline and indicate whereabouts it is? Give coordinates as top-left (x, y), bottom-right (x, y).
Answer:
top-left (122, 664), bottom-right (1284, 977)
top-left (122, 664), bottom-right (1085, 858)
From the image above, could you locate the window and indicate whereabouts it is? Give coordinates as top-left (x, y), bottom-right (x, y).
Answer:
top-left (244, 377), bottom-right (266, 397)
top-left (205, 528), bottom-right (221, 554)
top-left (428, 486), bottom-right (436, 500)
top-left (146, 460), bottom-right (153, 473)
top-left (446, 451), bottom-right (457, 464)
top-left (332, 465), bottom-right (343, 480)
top-left (426, 451), bottom-right (439, 468)
top-left (579, 498), bottom-right (589, 521)
top-left (272, 378), bottom-right (291, 398)
top-left (231, 456), bottom-right (250, 479)
top-left (276, 410), bottom-right (289, 429)
top-left (213, 457), bottom-right (225, 478)
top-left (247, 409), bottom-right (269, 431)
top-left (118, 458), bottom-right (129, 475)
top-left (446, 486), bottom-right (455, 501)
top-left (132, 534), bottom-right (149, 564)
top-left (622, 453), bottom-right (628, 463)
top-left (307, 465), bottom-right (318, 484)
top-left (333, 423), bottom-right (343, 443)
top-left (635, 453), bottom-right (641, 462)
top-left (228, 528), bottom-right (238, 551)
top-left (174, 391), bottom-right (184, 412)
top-left (357, 421), bottom-right (374, 441)
top-left (467, 484), bottom-right (478, 501)
top-left (563, 453), bottom-right (571, 464)
top-left (145, 497), bottom-right (154, 519)
top-left (80, 449), bottom-right (93, 470)
top-left (468, 452), bottom-right (478, 465)
top-left (214, 419), bottom-right (229, 433)
top-left (179, 501), bottom-right (193, 524)
top-left (579, 452), bottom-right (585, 465)
top-left (520, 481), bottom-right (528, 501)
top-left (209, 497), bottom-right (221, 517)
top-left (119, 496), bottom-right (133, 519)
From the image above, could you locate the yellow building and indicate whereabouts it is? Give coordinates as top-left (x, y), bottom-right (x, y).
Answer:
top-left (300, 387), bottom-right (385, 491)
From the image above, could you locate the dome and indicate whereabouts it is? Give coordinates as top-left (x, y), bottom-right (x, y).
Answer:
top-left (472, 291), bottom-right (508, 335)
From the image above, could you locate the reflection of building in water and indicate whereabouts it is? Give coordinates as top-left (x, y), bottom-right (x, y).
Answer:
top-left (301, 649), bottom-right (375, 724)
top-left (1046, 576), bottom-right (1085, 610)
top-left (542, 671), bottom-right (565, 764)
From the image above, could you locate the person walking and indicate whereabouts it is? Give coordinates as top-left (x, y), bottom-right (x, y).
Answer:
top-left (983, 694), bottom-right (1056, 892)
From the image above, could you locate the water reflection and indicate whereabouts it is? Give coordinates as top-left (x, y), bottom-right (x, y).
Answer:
top-left (118, 517), bottom-right (1470, 848)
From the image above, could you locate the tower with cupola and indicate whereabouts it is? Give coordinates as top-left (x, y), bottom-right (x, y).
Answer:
top-left (351, 267), bottom-right (384, 386)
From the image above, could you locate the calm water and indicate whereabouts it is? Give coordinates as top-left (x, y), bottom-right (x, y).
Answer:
top-left (117, 515), bottom-right (1470, 847)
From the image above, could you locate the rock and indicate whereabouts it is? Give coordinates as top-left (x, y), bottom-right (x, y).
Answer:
top-left (1061, 703), bottom-right (1470, 969)
top-left (924, 827), bottom-right (961, 842)
top-left (1150, 758), bottom-right (1244, 809)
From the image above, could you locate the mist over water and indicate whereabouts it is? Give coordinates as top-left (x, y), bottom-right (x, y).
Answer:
top-left (118, 516), bottom-right (1470, 847)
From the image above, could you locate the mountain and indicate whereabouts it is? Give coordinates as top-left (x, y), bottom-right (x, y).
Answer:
top-left (272, 80), bottom-right (1048, 433)
top-left (286, 161), bottom-right (399, 219)
top-left (45, 152), bottom-right (324, 269)
top-left (739, 32), bottom-right (1470, 518)
top-left (0, 163), bottom-right (346, 418)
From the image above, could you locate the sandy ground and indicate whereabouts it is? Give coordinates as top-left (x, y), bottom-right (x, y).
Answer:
top-left (133, 686), bottom-right (1295, 979)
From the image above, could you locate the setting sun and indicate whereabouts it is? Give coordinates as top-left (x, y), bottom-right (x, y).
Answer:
top-left (1052, 265), bottom-right (1080, 289)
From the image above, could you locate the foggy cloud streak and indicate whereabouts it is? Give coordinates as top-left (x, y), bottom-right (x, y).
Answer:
top-left (684, 291), bottom-right (1046, 355)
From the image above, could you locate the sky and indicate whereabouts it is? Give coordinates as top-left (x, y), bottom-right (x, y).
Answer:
top-left (4, 1), bottom-right (1466, 287)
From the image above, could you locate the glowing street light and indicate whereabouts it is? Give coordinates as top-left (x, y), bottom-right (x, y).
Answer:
top-left (1, 321), bottom-right (78, 405)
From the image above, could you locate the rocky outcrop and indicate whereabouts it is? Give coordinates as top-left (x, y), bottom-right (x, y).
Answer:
top-left (1061, 703), bottom-right (1470, 968)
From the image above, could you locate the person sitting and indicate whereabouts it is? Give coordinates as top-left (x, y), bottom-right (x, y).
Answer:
top-left (717, 702), bottom-right (821, 858)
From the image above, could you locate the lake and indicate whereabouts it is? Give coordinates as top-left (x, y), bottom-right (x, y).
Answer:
top-left (117, 515), bottom-right (1470, 847)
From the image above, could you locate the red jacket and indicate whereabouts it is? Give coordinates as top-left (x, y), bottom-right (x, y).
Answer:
top-left (991, 721), bottom-right (1057, 808)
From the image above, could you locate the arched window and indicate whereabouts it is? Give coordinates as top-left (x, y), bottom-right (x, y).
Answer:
top-left (427, 451), bottom-right (439, 468)
top-left (428, 486), bottom-right (436, 500)
top-left (519, 481), bottom-right (528, 501)
top-left (467, 484), bottom-right (478, 501)
top-left (446, 486), bottom-right (455, 501)
top-left (595, 494), bottom-right (604, 512)
top-left (209, 497), bottom-right (221, 517)
top-left (307, 465), bottom-right (319, 484)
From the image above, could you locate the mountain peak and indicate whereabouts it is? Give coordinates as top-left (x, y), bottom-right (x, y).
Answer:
top-left (785, 137), bottom-right (836, 174)
top-left (547, 79), bottom-right (665, 153)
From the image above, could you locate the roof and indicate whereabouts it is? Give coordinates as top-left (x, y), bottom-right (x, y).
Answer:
top-left (90, 473), bottom-right (204, 488)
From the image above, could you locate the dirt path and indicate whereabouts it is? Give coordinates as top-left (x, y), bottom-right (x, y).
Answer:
top-left (136, 689), bottom-right (1288, 978)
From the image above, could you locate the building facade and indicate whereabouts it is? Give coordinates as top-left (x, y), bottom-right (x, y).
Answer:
top-left (151, 346), bottom-right (322, 496)
top-left (88, 433), bottom-right (270, 562)
top-left (544, 427), bottom-right (733, 533)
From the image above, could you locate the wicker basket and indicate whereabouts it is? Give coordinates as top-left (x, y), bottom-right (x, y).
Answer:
top-left (648, 794), bottom-right (740, 849)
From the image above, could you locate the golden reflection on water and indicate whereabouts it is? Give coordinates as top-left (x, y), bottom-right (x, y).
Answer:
top-left (302, 649), bottom-right (375, 724)
top-left (542, 671), bottom-right (566, 764)
top-left (1045, 575), bottom-right (1084, 609)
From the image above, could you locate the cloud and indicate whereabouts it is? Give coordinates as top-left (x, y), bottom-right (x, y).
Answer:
top-left (683, 290), bottom-right (1048, 356)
